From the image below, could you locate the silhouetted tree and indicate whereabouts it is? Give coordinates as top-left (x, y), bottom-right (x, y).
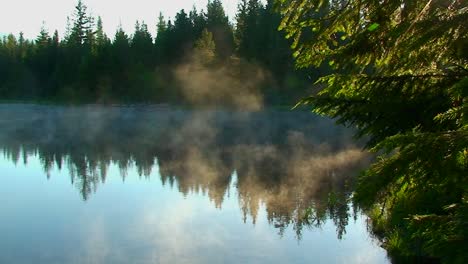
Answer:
top-left (69, 0), bottom-right (93, 47)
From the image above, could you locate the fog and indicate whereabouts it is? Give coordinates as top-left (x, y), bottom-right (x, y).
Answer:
top-left (175, 54), bottom-right (268, 110)
top-left (0, 104), bottom-right (370, 238)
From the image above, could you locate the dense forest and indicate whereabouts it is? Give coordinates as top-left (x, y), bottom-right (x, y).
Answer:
top-left (279, 0), bottom-right (467, 263)
top-left (0, 0), bottom-right (318, 105)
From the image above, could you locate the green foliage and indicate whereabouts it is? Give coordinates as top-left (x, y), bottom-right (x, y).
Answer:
top-left (69, 0), bottom-right (93, 47)
top-left (279, 0), bottom-right (468, 262)
top-left (131, 21), bottom-right (153, 67)
top-left (206, 0), bottom-right (235, 59)
top-left (194, 29), bottom-right (216, 65)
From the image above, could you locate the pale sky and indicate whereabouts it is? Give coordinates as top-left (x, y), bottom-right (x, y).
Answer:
top-left (0, 0), bottom-right (241, 39)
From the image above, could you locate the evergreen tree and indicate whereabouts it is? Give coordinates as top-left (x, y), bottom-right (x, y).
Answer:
top-left (17, 32), bottom-right (28, 61)
top-left (131, 20), bottom-right (153, 67)
top-left (36, 24), bottom-right (50, 48)
top-left (154, 12), bottom-right (168, 64)
top-left (189, 6), bottom-right (206, 38)
top-left (64, 16), bottom-right (72, 42)
top-left (95, 16), bottom-right (108, 47)
top-left (84, 15), bottom-right (95, 49)
top-left (206, 0), bottom-right (234, 59)
top-left (69, 0), bottom-right (91, 46)
top-left (113, 25), bottom-right (130, 67)
top-left (239, 0), bottom-right (263, 59)
top-left (174, 9), bottom-right (193, 56)
top-left (156, 12), bottom-right (167, 36)
top-left (111, 25), bottom-right (131, 97)
top-left (235, 0), bottom-right (248, 51)
top-left (4, 34), bottom-right (17, 56)
top-left (52, 30), bottom-right (59, 47)
top-left (194, 29), bottom-right (216, 65)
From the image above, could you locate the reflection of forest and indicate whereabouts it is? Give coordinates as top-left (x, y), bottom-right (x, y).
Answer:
top-left (0, 105), bottom-right (371, 238)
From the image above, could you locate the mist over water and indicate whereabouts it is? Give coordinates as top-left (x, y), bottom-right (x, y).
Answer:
top-left (0, 104), bottom-right (389, 263)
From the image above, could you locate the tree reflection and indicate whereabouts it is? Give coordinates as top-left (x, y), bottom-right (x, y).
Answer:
top-left (0, 105), bottom-right (371, 239)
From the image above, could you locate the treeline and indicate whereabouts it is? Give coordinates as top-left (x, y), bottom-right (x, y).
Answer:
top-left (0, 0), bottom-right (314, 105)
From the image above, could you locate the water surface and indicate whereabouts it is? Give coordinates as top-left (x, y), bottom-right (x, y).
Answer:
top-left (0, 104), bottom-right (389, 264)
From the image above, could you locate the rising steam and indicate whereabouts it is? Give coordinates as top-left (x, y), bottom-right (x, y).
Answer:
top-left (174, 48), bottom-right (269, 110)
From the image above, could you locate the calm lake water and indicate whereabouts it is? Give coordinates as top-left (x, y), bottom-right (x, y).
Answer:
top-left (0, 104), bottom-right (389, 264)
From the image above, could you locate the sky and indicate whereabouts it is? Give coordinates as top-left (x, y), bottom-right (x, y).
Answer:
top-left (0, 0), bottom-right (241, 39)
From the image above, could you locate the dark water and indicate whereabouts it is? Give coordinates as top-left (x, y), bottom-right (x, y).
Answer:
top-left (0, 104), bottom-right (389, 264)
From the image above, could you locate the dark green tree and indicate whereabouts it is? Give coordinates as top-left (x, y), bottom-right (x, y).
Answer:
top-left (239, 0), bottom-right (262, 59)
top-left (131, 20), bottom-right (154, 67)
top-left (36, 24), bottom-right (51, 48)
top-left (190, 6), bottom-right (207, 39)
top-left (69, 0), bottom-right (92, 46)
top-left (193, 28), bottom-right (216, 65)
top-left (83, 15), bottom-right (96, 49)
top-left (95, 16), bottom-right (109, 47)
top-left (206, 0), bottom-right (234, 59)
top-left (17, 32), bottom-right (27, 60)
top-left (235, 0), bottom-right (248, 50)
top-left (174, 9), bottom-right (193, 56)
top-left (111, 25), bottom-right (131, 97)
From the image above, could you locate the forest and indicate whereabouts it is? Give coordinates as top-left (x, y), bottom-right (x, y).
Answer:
top-left (0, 0), bottom-right (317, 105)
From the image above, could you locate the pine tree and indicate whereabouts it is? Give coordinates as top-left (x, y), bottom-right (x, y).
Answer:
top-left (189, 6), bottom-right (206, 38)
top-left (4, 34), bottom-right (18, 60)
top-left (18, 32), bottom-right (26, 60)
top-left (84, 15), bottom-right (96, 49)
top-left (155, 13), bottom-right (168, 64)
top-left (36, 23), bottom-right (50, 48)
top-left (64, 16), bottom-right (72, 43)
top-left (69, 0), bottom-right (91, 46)
top-left (235, 0), bottom-right (248, 51)
top-left (206, 0), bottom-right (234, 59)
top-left (238, 0), bottom-right (263, 59)
top-left (156, 12), bottom-right (167, 37)
top-left (95, 16), bottom-right (108, 47)
top-left (194, 29), bottom-right (216, 65)
top-left (52, 30), bottom-right (59, 47)
top-left (174, 9), bottom-right (193, 54)
top-left (113, 25), bottom-right (130, 57)
top-left (131, 20), bottom-right (153, 66)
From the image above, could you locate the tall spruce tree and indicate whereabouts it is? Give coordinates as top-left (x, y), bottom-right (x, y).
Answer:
top-left (206, 0), bottom-right (234, 59)
top-left (194, 28), bottom-right (216, 65)
top-left (155, 12), bottom-right (168, 64)
top-left (36, 24), bottom-right (50, 48)
top-left (95, 16), bottom-right (108, 47)
top-left (190, 6), bottom-right (206, 38)
top-left (235, 0), bottom-right (248, 51)
top-left (174, 9), bottom-right (193, 52)
top-left (69, 0), bottom-right (91, 46)
top-left (131, 20), bottom-right (153, 67)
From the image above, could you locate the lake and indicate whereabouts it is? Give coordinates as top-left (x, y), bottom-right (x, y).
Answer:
top-left (0, 104), bottom-right (389, 264)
